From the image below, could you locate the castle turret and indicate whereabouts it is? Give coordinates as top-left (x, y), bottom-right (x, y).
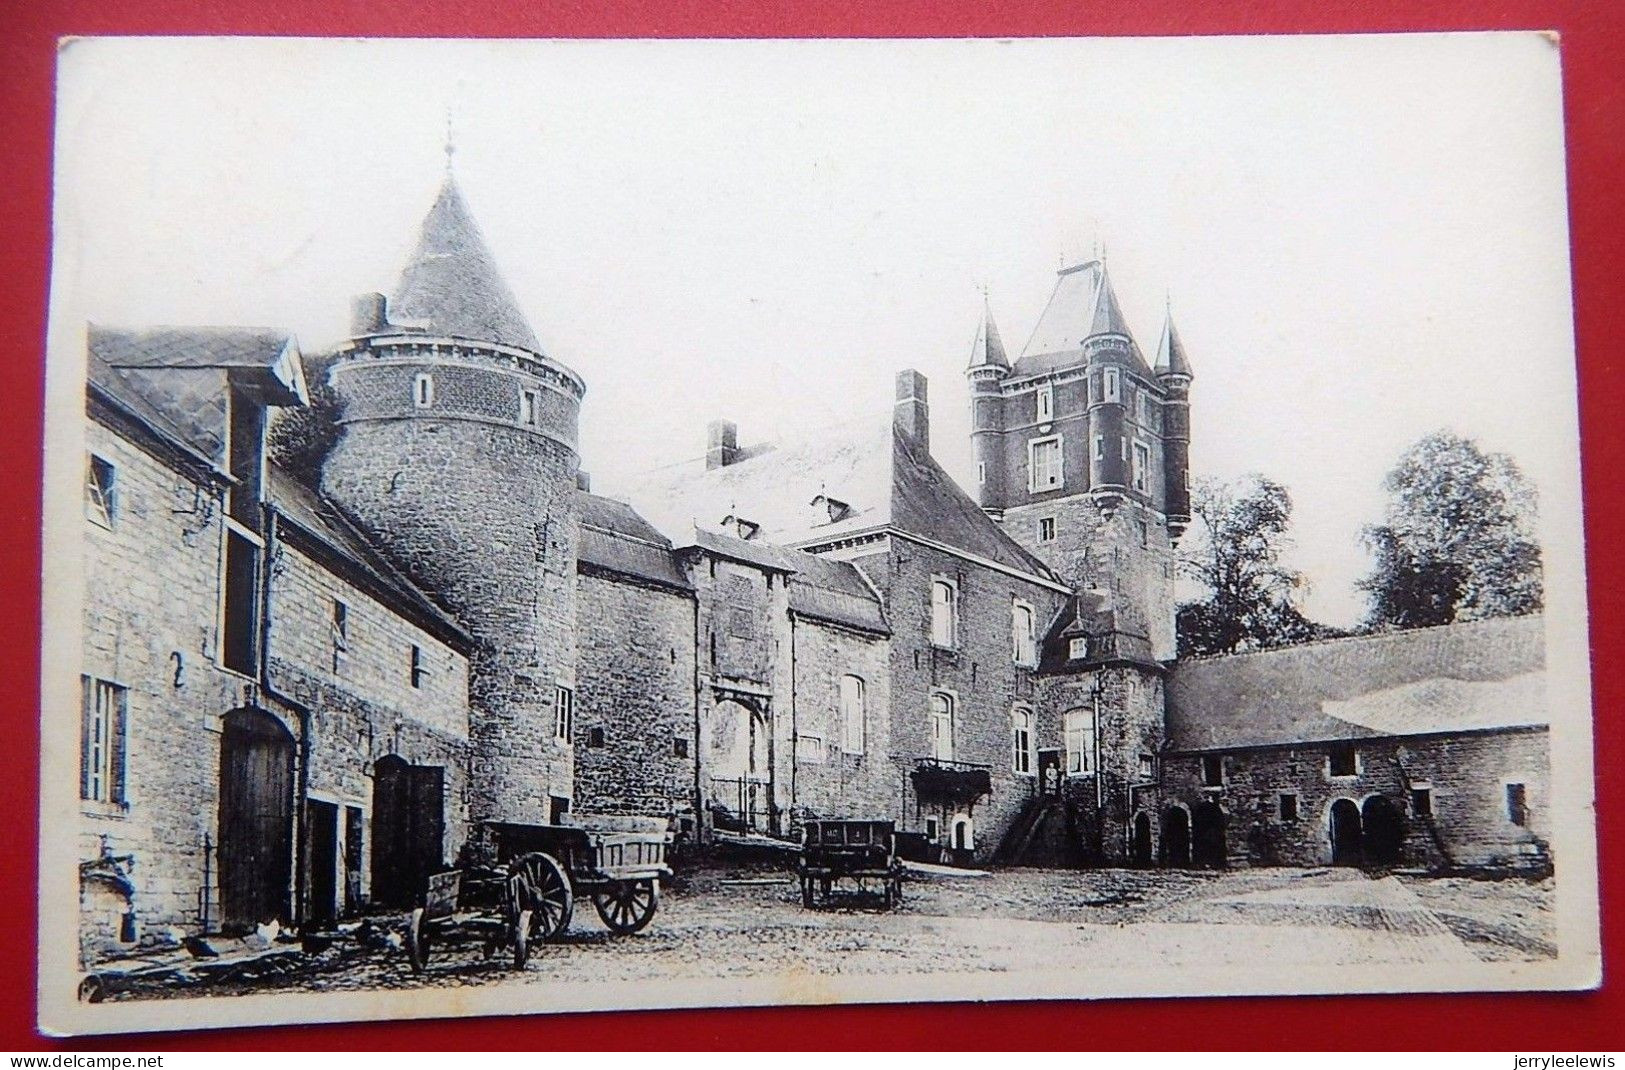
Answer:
top-left (1084, 263), bottom-right (1137, 518)
top-left (1155, 307), bottom-right (1194, 542)
top-left (321, 174), bottom-right (584, 827)
top-left (966, 298), bottom-right (1010, 517)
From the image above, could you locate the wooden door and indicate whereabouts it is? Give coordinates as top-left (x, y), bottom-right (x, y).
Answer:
top-left (306, 799), bottom-right (338, 927)
top-left (218, 709), bottom-right (295, 932)
top-left (371, 757), bottom-right (445, 908)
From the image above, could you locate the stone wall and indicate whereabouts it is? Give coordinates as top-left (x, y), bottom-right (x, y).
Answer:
top-left (573, 568), bottom-right (698, 826)
top-left (785, 617), bottom-right (892, 826)
top-left (1160, 728), bottom-right (1552, 871)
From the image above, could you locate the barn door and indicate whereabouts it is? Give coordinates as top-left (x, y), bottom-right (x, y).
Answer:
top-left (407, 764), bottom-right (446, 889)
top-left (218, 709), bottom-right (295, 933)
top-left (371, 757), bottom-right (445, 908)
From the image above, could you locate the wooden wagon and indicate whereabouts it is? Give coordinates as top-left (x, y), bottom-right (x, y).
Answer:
top-left (796, 819), bottom-right (904, 909)
top-left (406, 817), bottom-right (672, 972)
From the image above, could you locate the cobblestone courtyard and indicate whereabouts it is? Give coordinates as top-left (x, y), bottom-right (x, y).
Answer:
top-left (97, 863), bottom-right (1555, 1002)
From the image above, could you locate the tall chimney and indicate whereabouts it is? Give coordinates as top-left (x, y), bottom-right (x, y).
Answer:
top-left (350, 292), bottom-right (389, 337)
top-left (894, 369), bottom-right (929, 451)
top-left (706, 419), bottom-right (740, 470)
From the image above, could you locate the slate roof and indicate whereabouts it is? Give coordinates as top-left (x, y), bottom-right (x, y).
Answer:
top-left (576, 492), bottom-right (692, 592)
top-left (967, 300), bottom-right (1009, 369)
top-left (1013, 260), bottom-right (1153, 380)
top-left (1154, 312), bottom-right (1193, 378)
top-left (673, 528), bottom-right (889, 636)
top-left (268, 467), bottom-right (472, 650)
top-left (87, 325), bottom-right (307, 469)
top-left (614, 413), bottom-right (1055, 582)
top-left (1037, 590), bottom-right (1158, 672)
top-left (1166, 615), bottom-right (1547, 752)
top-left (390, 175), bottom-right (542, 353)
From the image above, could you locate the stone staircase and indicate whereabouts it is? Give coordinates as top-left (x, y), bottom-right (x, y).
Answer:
top-left (994, 796), bottom-right (1088, 868)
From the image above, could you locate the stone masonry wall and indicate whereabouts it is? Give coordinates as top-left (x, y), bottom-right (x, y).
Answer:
top-left (785, 617), bottom-right (892, 827)
top-left (1160, 728), bottom-right (1552, 870)
top-left (573, 569), bottom-right (698, 826)
top-left (79, 413), bottom-right (261, 959)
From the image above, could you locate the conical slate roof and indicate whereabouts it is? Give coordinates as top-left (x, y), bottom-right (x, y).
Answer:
top-left (390, 175), bottom-right (542, 353)
top-left (1155, 311), bottom-right (1194, 378)
top-left (1087, 263), bottom-right (1133, 339)
top-left (967, 299), bottom-right (1009, 369)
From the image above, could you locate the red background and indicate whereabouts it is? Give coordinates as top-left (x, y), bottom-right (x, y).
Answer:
top-left (1, 0), bottom-right (1619, 1051)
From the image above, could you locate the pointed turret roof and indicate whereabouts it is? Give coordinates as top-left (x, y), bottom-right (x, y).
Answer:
top-left (967, 298), bottom-right (1009, 370)
top-left (1087, 262), bottom-right (1133, 339)
top-left (390, 175), bottom-right (542, 353)
top-left (1155, 310), bottom-right (1193, 378)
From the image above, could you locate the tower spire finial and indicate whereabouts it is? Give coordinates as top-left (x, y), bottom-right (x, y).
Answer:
top-left (443, 106), bottom-right (456, 172)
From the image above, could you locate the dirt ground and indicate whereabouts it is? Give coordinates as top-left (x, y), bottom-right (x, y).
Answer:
top-left (96, 861), bottom-right (1557, 1002)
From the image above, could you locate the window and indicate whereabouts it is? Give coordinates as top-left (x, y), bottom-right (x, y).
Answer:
top-left (588, 726), bottom-right (606, 748)
top-left (331, 600), bottom-right (349, 673)
top-left (553, 685), bottom-right (574, 743)
top-left (1029, 437), bottom-right (1062, 492)
top-left (673, 736), bottom-right (690, 759)
top-left (220, 528), bottom-right (260, 676)
top-left (1138, 391), bottom-right (1152, 426)
top-left (1068, 637), bottom-right (1090, 661)
top-left (1011, 707), bottom-right (1033, 775)
top-left (413, 373), bottom-right (434, 408)
top-left (1279, 792), bottom-right (1299, 822)
top-left (410, 645), bottom-right (426, 688)
top-left (80, 677), bottom-right (127, 805)
top-left (1037, 516), bottom-right (1056, 543)
top-left (1104, 367), bottom-right (1121, 403)
top-left (840, 675), bottom-right (866, 754)
top-left (1132, 441), bottom-right (1151, 493)
top-left (976, 461), bottom-right (986, 486)
top-left (1136, 519), bottom-right (1150, 547)
top-left (1201, 754), bottom-right (1224, 787)
top-left (1505, 782), bottom-right (1529, 826)
top-left (1093, 435), bottom-right (1105, 461)
top-left (930, 579), bottom-right (958, 648)
top-left (796, 733), bottom-right (825, 764)
top-left (1064, 709), bottom-right (1095, 775)
top-left (1138, 754), bottom-right (1155, 780)
top-left (925, 817), bottom-right (940, 841)
top-left (85, 455), bottom-right (117, 528)
top-left (519, 388), bottom-right (539, 426)
top-left (1328, 746), bottom-right (1359, 777)
top-left (929, 693), bottom-right (955, 762)
top-left (1411, 786), bottom-right (1433, 818)
top-left (1011, 601), bottom-right (1036, 666)
top-left (1036, 385), bottom-right (1054, 423)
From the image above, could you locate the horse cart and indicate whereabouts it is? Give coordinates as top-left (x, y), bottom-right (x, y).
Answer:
top-left (796, 819), bottom-right (905, 909)
top-left (405, 817), bottom-right (671, 972)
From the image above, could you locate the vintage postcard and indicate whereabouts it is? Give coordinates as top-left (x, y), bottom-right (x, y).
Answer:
top-left (38, 33), bottom-right (1599, 1036)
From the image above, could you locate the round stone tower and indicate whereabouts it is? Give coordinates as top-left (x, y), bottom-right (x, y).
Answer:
top-left (1084, 269), bottom-right (1135, 518)
top-left (321, 175), bottom-right (585, 827)
top-left (1155, 309), bottom-right (1194, 543)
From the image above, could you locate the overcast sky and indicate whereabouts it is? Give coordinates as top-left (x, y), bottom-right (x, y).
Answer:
top-left (51, 34), bottom-right (1578, 626)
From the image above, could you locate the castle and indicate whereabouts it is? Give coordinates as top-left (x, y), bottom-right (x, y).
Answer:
top-left (73, 173), bottom-right (1551, 959)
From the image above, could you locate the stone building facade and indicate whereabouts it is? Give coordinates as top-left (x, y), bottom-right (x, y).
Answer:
top-left (71, 172), bottom-right (1553, 964)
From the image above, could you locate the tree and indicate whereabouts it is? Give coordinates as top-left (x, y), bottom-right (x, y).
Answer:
top-left (1358, 431), bottom-right (1542, 630)
top-left (1176, 474), bottom-right (1320, 657)
top-left (268, 376), bottom-right (344, 489)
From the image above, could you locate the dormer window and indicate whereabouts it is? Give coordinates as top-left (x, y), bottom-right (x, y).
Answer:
top-left (1068, 637), bottom-right (1089, 660)
top-left (721, 514), bottom-right (760, 541)
top-left (413, 373), bottom-right (435, 408)
top-left (1036, 385), bottom-right (1054, 423)
top-left (811, 494), bottom-right (851, 524)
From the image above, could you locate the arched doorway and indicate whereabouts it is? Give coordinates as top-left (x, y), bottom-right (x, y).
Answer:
top-left (1192, 801), bottom-right (1227, 868)
top-left (371, 755), bottom-right (446, 909)
top-left (218, 708), bottom-right (295, 932)
top-left (1329, 797), bottom-right (1363, 866)
top-left (705, 699), bottom-right (771, 832)
top-left (1361, 795), bottom-right (1405, 867)
top-left (1131, 812), bottom-right (1154, 867)
top-left (1160, 806), bottom-right (1191, 867)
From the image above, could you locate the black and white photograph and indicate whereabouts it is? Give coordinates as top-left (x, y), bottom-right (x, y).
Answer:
top-left (37, 33), bottom-right (1600, 1036)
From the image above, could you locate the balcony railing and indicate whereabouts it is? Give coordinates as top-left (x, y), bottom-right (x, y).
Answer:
top-left (910, 757), bottom-right (993, 801)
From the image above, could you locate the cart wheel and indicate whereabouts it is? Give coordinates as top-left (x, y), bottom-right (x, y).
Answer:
top-left (800, 875), bottom-right (814, 909)
top-left (592, 879), bottom-right (660, 935)
top-left (512, 909), bottom-right (532, 969)
top-left (509, 852), bottom-right (574, 943)
top-left (405, 907), bottom-right (431, 974)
